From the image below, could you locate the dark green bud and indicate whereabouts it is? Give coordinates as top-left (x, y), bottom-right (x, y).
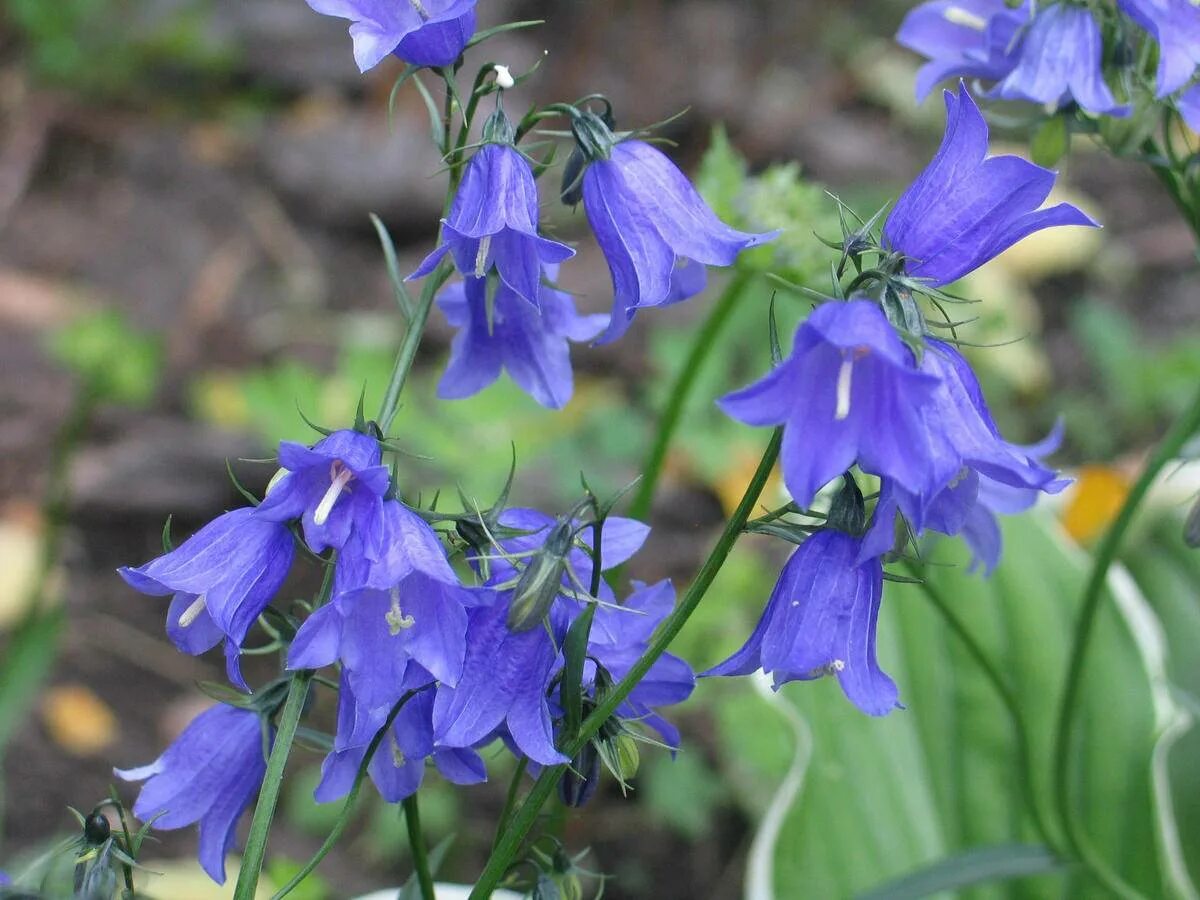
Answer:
top-left (84, 812), bottom-right (110, 846)
top-left (507, 517), bottom-right (575, 631)
top-left (827, 475), bottom-right (866, 537)
top-left (559, 741), bottom-right (600, 808)
top-left (482, 107), bottom-right (515, 145)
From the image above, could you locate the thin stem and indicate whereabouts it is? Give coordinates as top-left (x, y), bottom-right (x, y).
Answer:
top-left (628, 272), bottom-right (751, 522)
top-left (468, 429), bottom-right (782, 900)
top-left (491, 758), bottom-right (529, 853)
top-left (377, 262), bottom-right (453, 434)
top-left (403, 795), bottom-right (436, 900)
top-left (907, 566), bottom-right (1060, 851)
top-left (234, 672), bottom-right (313, 900)
top-left (1050, 390), bottom-right (1200, 900)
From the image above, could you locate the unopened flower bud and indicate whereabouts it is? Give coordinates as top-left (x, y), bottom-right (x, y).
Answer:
top-left (507, 517), bottom-right (574, 631)
top-left (559, 741), bottom-right (600, 808)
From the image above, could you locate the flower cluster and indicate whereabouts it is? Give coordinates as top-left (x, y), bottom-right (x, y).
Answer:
top-left (706, 84), bottom-right (1089, 715)
top-left (899, 0), bottom-right (1200, 127)
top-left (116, 425), bottom-right (692, 879)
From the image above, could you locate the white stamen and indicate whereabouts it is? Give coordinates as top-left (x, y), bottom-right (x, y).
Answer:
top-left (943, 5), bottom-right (988, 30)
top-left (391, 734), bottom-right (407, 767)
top-left (386, 587), bottom-right (416, 635)
top-left (835, 356), bottom-right (855, 421)
top-left (178, 595), bottom-right (208, 628)
top-left (829, 658), bottom-right (845, 672)
top-left (474, 235), bottom-right (492, 277)
top-left (313, 461), bottom-right (354, 527)
top-left (493, 65), bottom-right (515, 90)
top-left (408, 0), bottom-right (430, 21)
top-left (265, 467), bottom-right (289, 497)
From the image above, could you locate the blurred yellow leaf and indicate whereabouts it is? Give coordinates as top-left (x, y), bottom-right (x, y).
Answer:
top-left (1062, 465), bottom-right (1131, 543)
top-left (715, 448), bottom-right (785, 516)
top-left (136, 858), bottom-right (276, 899)
top-left (0, 503), bottom-right (57, 630)
top-left (40, 684), bottom-right (118, 757)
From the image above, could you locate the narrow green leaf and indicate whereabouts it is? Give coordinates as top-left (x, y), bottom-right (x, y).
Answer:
top-left (369, 213), bottom-right (415, 321)
top-left (856, 844), bottom-right (1064, 900)
top-left (561, 604), bottom-right (597, 740)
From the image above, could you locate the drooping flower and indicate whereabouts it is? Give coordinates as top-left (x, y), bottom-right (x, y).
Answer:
top-left (314, 676), bottom-right (486, 804)
top-left (332, 497), bottom-right (462, 597)
top-left (436, 266), bottom-right (608, 409)
top-left (992, 3), bottom-right (1129, 116)
top-left (720, 299), bottom-right (949, 509)
top-left (254, 429), bottom-right (390, 555)
top-left (703, 530), bottom-right (899, 716)
top-left (116, 704), bottom-right (268, 884)
top-left (580, 140), bottom-right (777, 342)
top-left (896, 0), bottom-right (1030, 101)
top-left (409, 143), bottom-right (575, 309)
top-left (304, 0), bottom-right (477, 72)
top-left (884, 82), bottom-right (1097, 287)
top-left (118, 507), bottom-right (294, 689)
top-left (1119, 0), bottom-right (1200, 97)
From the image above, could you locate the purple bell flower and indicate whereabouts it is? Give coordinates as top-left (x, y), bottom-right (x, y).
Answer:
top-left (332, 497), bottom-right (461, 597)
top-left (436, 265), bottom-right (608, 409)
top-left (119, 507), bottom-right (294, 690)
top-left (993, 4), bottom-right (1129, 115)
top-left (720, 299), bottom-right (948, 509)
top-left (581, 140), bottom-right (777, 343)
top-left (409, 143), bottom-right (575, 309)
top-left (884, 83), bottom-right (1097, 287)
top-left (897, 0), bottom-right (1030, 101)
top-left (703, 530), bottom-right (899, 717)
top-left (1119, 0), bottom-right (1200, 96)
top-left (304, 0), bottom-right (477, 72)
top-left (315, 676), bottom-right (486, 804)
top-left (254, 429), bottom-right (390, 555)
top-left (116, 704), bottom-right (268, 884)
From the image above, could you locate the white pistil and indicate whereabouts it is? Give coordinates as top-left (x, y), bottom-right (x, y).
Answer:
top-left (313, 461), bottom-right (353, 527)
top-left (943, 6), bottom-right (988, 30)
top-left (493, 64), bottom-right (515, 90)
top-left (835, 356), bottom-right (855, 421)
top-left (178, 594), bottom-right (208, 628)
top-left (386, 587), bottom-right (416, 636)
top-left (474, 235), bottom-right (492, 277)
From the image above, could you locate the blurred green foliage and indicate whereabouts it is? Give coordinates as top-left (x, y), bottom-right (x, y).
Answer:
top-left (48, 310), bottom-right (163, 406)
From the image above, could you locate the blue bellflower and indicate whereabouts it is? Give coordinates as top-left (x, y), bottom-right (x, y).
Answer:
top-left (581, 140), bottom-right (777, 342)
top-left (255, 429), bottom-right (391, 555)
top-left (315, 677), bottom-right (486, 804)
top-left (993, 3), bottom-right (1129, 115)
top-left (118, 507), bottom-right (294, 689)
top-left (1119, 0), bottom-right (1200, 96)
top-left (116, 704), bottom-right (268, 884)
top-left (410, 143), bottom-right (575, 309)
top-left (896, 0), bottom-right (1030, 101)
top-left (304, 0), bottom-right (477, 72)
top-left (437, 265), bottom-right (608, 409)
top-left (332, 497), bottom-right (462, 596)
top-left (704, 530), bottom-right (899, 716)
top-left (884, 83), bottom-right (1097, 287)
top-left (720, 299), bottom-right (947, 508)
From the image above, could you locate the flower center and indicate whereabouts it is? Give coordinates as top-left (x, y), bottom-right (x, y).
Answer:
top-left (943, 6), bottom-right (987, 31)
top-left (177, 594), bottom-right (208, 628)
top-left (313, 461), bottom-right (354, 527)
top-left (474, 235), bottom-right (492, 277)
top-left (386, 587), bottom-right (416, 636)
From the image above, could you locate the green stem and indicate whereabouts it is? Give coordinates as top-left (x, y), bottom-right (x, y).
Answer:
top-left (1050, 390), bottom-right (1200, 900)
top-left (490, 758), bottom-right (529, 853)
top-left (628, 272), bottom-right (751, 522)
top-left (908, 566), bottom-right (1060, 851)
top-left (469, 429), bottom-right (782, 900)
top-left (403, 795), bottom-right (436, 900)
top-left (234, 672), bottom-right (313, 900)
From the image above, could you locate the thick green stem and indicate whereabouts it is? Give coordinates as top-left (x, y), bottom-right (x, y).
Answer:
top-left (1050, 390), bottom-right (1200, 899)
top-left (468, 429), bottom-right (782, 899)
top-left (234, 672), bottom-right (313, 900)
top-left (403, 795), bottom-right (437, 900)
top-left (628, 273), bottom-right (751, 522)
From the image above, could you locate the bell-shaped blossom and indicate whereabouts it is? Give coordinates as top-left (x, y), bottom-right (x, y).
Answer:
top-left (288, 571), bottom-right (480, 713)
top-left (581, 140), bottom-right (777, 342)
top-left (1119, 0), bottom-right (1200, 97)
top-left (582, 580), bottom-right (694, 748)
top-left (410, 143), bottom-right (575, 308)
top-left (116, 704), bottom-right (268, 884)
top-left (254, 429), bottom-right (390, 555)
top-left (884, 82), bottom-right (1097, 287)
top-left (703, 530), bottom-right (899, 716)
top-left (993, 4), bottom-right (1129, 115)
top-left (720, 299), bottom-right (949, 509)
top-left (437, 266), bottom-right (608, 409)
top-left (433, 598), bottom-right (568, 765)
top-left (304, 0), bottom-right (477, 72)
top-left (332, 497), bottom-right (460, 597)
top-left (896, 0), bottom-right (1030, 101)
top-left (119, 508), bottom-right (294, 689)
top-left (315, 676), bottom-right (486, 804)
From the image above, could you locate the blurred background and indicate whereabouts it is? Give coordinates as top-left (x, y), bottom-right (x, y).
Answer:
top-left (4, 1), bottom-right (1200, 897)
